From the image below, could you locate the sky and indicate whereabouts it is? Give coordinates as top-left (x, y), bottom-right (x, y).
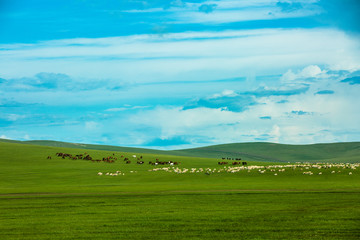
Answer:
top-left (0, 0), bottom-right (360, 149)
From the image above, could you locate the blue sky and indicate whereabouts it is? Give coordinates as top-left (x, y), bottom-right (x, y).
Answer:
top-left (0, 0), bottom-right (360, 149)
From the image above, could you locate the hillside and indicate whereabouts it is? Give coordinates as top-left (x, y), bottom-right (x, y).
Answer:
top-left (173, 142), bottom-right (360, 163)
top-left (1, 138), bottom-right (359, 163)
top-left (0, 139), bottom-right (167, 155)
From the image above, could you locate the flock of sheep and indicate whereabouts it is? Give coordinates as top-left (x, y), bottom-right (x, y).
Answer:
top-left (97, 162), bottom-right (358, 176)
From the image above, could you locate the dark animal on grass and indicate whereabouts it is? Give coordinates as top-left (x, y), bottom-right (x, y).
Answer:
top-left (218, 162), bottom-right (228, 165)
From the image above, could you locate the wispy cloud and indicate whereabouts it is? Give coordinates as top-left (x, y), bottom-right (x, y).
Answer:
top-left (105, 105), bottom-right (150, 112)
top-left (1, 28), bottom-right (358, 84)
top-left (243, 85), bottom-right (309, 97)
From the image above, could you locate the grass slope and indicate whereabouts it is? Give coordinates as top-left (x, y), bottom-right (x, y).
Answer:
top-left (173, 142), bottom-right (360, 163)
top-left (22, 139), bottom-right (167, 155)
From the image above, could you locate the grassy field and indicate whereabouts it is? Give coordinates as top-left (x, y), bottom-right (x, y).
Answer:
top-left (1, 141), bottom-right (359, 239)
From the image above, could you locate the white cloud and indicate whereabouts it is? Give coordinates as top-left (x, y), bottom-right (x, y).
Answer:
top-left (211, 89), bottom-right (238, 98)
top-left (281, 65), bottom-right (327, 82)
top-left (0, 135), bottom-right (10, 139)
top-left (5, 114), bottom-right (25, 121)
top-left (23, 134), bottom-right (30, 140)
top-left (105, 106), bottom-right (150, 112)
top-left (85, 121), bottom-right (100, 130)
top-left (270, 124), bottom-right (281, 143)
top-left (300, 65), bottom-right (323, 78)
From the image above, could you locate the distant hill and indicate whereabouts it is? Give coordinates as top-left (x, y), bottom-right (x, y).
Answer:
top-left (1, 138), bottom-right (359, 163)
top-left (173, 142), bottom-right (360, 163)
top-left (0, 139), bottom-right (167, 155)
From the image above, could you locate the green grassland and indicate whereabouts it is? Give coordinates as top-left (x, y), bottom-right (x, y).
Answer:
top-left (1, 141), bottom-right (360, 239)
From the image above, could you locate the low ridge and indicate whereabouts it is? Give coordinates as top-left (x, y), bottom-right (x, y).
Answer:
top-left (1, 138), bottom-right (359, 163)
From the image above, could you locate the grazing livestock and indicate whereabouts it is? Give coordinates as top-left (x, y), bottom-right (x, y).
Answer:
top-left (144, 163), bottom-right (359, 177)
top-left (222, 156), bottom-right (242, 161)
top-left (54, 152), bottom-right (119, 163)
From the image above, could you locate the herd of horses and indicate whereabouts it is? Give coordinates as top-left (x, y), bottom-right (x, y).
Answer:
top-left (49, 152), bottom-right (181, 165)
top-left (48, 152), bottom-right (246, 166)
top-left (219, 157), bottom-right (247, 166)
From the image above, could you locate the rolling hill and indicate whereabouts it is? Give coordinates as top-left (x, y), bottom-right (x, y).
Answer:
top-left (1, 138), bottom-right (359, 163)
top-left (173, 142), bottom-right (360, 163)
top-left (0, 139), bottom-right (167, 155)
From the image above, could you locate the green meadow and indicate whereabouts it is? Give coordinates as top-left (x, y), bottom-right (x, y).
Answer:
top-left (1, 140), bottom-right (359, 239)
